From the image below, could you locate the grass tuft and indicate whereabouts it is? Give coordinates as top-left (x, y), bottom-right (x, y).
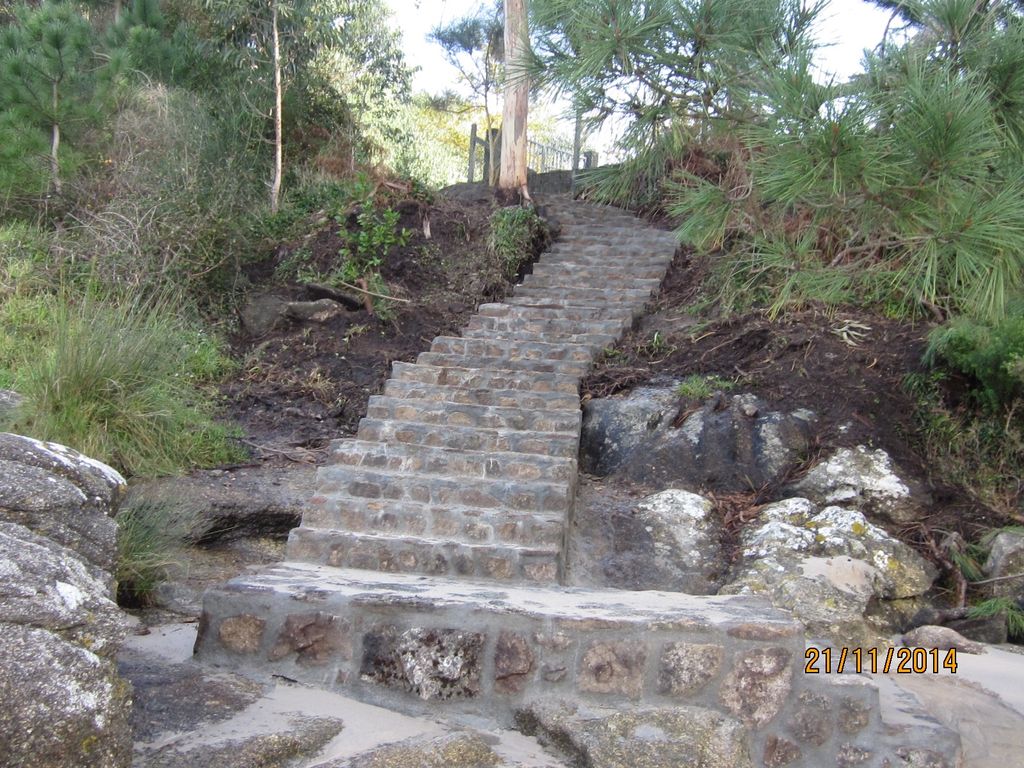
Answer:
top-left (115, 499), bottom-right (200, 607)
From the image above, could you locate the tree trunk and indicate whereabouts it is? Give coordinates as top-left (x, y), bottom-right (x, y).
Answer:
top-left (270, 0), bottom-right (283, 214)
top-left (50, 80), bottom-right (61, 195)
top-left (499, 0), bottom-right (529, 199)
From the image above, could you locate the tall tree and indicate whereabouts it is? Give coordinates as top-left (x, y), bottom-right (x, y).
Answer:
top-left (0, 2), bottom-right (95, 198)
top-left (499, 0), bottom-right (529, 197)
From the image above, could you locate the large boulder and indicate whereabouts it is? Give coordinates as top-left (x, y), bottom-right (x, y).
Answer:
top-left (581, 389), bottom-right (816, 492)
top-left (721, 498), bottom-right (936, 645)
top-left (516, 699), bottom-right (753, 768)
top-left (0, 435), bottom-right (132, 768)
top-left (789, 446), bottom-right (928, 525)
top-left (0, 523), bottom-right (132, 767)
top-left (0, 432), bottom-right (126, 573)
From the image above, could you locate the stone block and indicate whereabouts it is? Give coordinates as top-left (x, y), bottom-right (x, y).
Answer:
top-left (268, 612), bottom-right (351, 666)
top-left (719, 646), bottom-right (792, 727)
top-left (360, 626), bottom-right (484, 701)
top-left (493, 631), bottom-right (534, 694)
top-left (578, 640), bottom-right (646, 699)
top-left (657, 642), bottom-right (723, 696)
top-left (218, 615), bottom-right (266, 654)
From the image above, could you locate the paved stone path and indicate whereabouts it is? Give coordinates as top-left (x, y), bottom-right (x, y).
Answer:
top-left (196, 196), bottom-right (962, 767)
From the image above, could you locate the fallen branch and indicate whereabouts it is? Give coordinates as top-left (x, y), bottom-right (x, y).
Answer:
top-left (333, 277), bottom-right (411, 304)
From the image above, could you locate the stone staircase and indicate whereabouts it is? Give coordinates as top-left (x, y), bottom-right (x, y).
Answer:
top-left (195, 196), bottom-right (960, 767)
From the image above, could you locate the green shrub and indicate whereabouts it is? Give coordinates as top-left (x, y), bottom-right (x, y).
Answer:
top-left (4, 296), bottom-right (244, 477)
top-left (489, 206), bottom-right (550, 278)
top-left (115, 499), bottom-right (200, 606)
top-left (926, 306), bottom-right (1024, 411)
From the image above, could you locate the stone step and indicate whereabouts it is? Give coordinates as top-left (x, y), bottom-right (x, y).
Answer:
top-left (464, 313), bottom-right (627, 338)
top-left (364, 396), bottom-right (582, 434)
top-left (519, 273), bottom-right (663, 293)
top-left (383, 379), bottom-right (581, 411)
top-left (389, 361), bottom-right (579, 395)
top-left (477, 302), bottom-right (630, 324)
top-left (545, 241), bottom-right (675, 257)
top-left (429, 335), bottom-right (593, 365)
top-left (415, 352), bottom-right (591, 377)
top-left (285, 530), bottom-right (562, 583)
top-left (511, 285), bottom-right (654, 304)
top-left (532, 262), bottom-right (668, 281)
top-left (460, 327), bottom-right (616, 351)
top-left (303, 495), bottom-right (565, 549)
top-left (313, 463), bottom-right (572, 516)
top-left (356, 418), bottom-right (579, 458)
top-left (323, 440), bottom-right (577, 485)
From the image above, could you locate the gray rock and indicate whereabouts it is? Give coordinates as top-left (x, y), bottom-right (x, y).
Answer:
top-left (0, 522), bottom-right (130, 655)
top-left (627, 489), bottom-right (724, 593)
top-left (240, 294), bottom-right (354, 337)
top-left (580, 385), bottom-right (680, 476)
top-left (0, 432), bottom-right (126, 572)
top-left (331, 733), bottom-right (506, 768)
top-left (0, 622), bottom-right (132, 768)
top-left (127, 464), bottom-right (313, 543)
top-left (982, 530), bottom-right (1024, 599)
top-left (901, 626), bottom-right (987, 655)
top-left (582, 389), bottom-right (815, 492)
top-left (790, 446), bottom-right (927, 525)
top-left (516, 699), bottom-right (753, 768)
top-left (721, 499), bottom-right (936, 644)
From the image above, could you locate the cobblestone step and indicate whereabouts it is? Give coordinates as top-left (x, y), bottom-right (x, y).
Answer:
top-left (356, 417), bottom-right (579, 458)
top-left (519, 273), bottom-right (664, 292)
top-left (389, 360), bottom-right (579, 394)
top-left (383, 379), bottom-right (581, 411)
top-left (364, 396), bottom-right (582, 433)
top-left (285, 529), bottom-right (562, 582)
top-left (302, 496), bottom-right (565, 549)
top-left (531, 261), bottom-right (669, 280)
top-left (428, 335), bottom-right (593, 364)
top-left (415, 351), bottom-right (592, 377)
top-left (464, 313), bottom-right (626, 337)
top-left (312, 464), bottom-right (571, 516)
top-left (477, 302), bottom-right (632, 325)
top-left (511, 284), bottom-right (654, 304)
top-left (460, 327), bottom-right (617, 351)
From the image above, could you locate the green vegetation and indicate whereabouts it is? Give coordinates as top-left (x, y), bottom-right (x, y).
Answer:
top-left (675, 374), bottom-right (736, 401)
top-left (2, 296), bottom-right (242, 476)
top-left (489, 206), bottom-right (550, 278)
top-left (969, 597), bottom-right (1024, 640)
top-left (115, 499), bottom-right (200, 606)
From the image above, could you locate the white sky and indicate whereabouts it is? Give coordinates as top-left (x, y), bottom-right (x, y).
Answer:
top-left (384, 0), bottom-right (896, 92)
top-left (383, 0), bottom-right (896, 153)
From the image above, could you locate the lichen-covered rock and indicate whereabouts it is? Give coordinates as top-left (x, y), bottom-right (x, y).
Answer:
top-left (982, 530), bottom-right (1024, 599)
top-left (0, 432), bottom-right (126, 573)
top-left (790, 446), bottom-right (926, 525)
top-left (582, 389), bottom-right (815, 492)
top-left (516, 699), bottom-right (753, 768)
top-left (0, 522), bottom-right (129, 656)
top-left (721, 499), bottom-right (935, 644)
top-left (0, 520), bottom-right (132, 767)
top-left (601, 489), bottom-right (724, 593)
top-left (0, 623), bottom-right (131, 768)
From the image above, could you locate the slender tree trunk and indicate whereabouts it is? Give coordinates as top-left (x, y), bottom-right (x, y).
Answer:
top-left (499, 0), bottom-right (529, 199)
top-left (270, 0), bottom-right (283, 213)
top-left (50, 80), bottom-right (61, 195)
